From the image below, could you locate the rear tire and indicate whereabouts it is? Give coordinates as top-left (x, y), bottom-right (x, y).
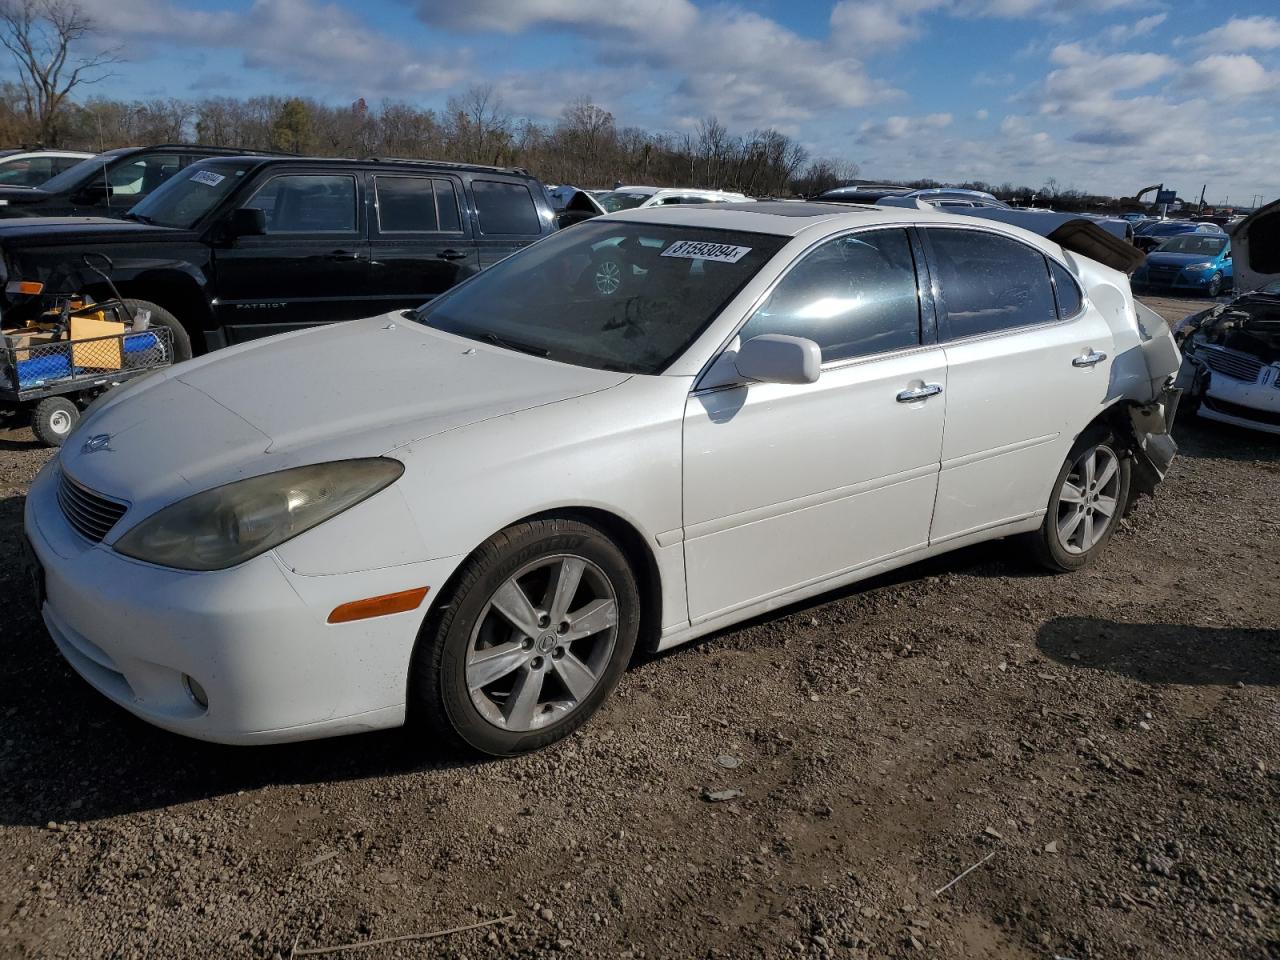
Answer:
top-left (1028, 429), bottom-right (1131, 573)
top-left (410, 518), bottom-right (640, 757)
top-left (31, 396), bottom-right (79, 447)
top-left (120, 299), bottom-right (193, 362)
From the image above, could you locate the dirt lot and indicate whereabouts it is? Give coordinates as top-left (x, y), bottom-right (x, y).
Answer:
top-left (0, 296), bottom-right (1276, 960)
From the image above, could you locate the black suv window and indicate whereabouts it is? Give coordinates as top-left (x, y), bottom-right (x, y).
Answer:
top-left (473, 180), bottom-right (540, 235)
top-left (105, 153), bottom-right (183, 198)
top-left (1049, 260), bottom-right (1083, 319)
top-left (243, 174), bottom-right (358, 233)
top-left (375, 176), bottom-right (463, 233)
top-left (738, 229), bottom-right (921, 362)
top-left (928, 229), bottom-right (1057, 339)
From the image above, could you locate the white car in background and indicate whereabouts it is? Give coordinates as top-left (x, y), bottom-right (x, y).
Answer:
top-left (0, 149), bottom-right (93, 188)
top-left (595, 185), bottom-right (751, 212)
top-left (24, 202), bottom-right (1181, 756)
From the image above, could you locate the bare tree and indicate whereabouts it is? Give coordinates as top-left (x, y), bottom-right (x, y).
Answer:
top-left (0, 0), bottom-right (119, 145)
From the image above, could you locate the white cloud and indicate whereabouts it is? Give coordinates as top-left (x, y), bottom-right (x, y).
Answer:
top-left (829, 0), bottom-right (949, 51)
top-left (976, 108), bottom-right (989, 119)
top-left (1042, 43), bottom-right (1175, 102)
top-left (1199, 16), bottom-right (1280, 53)
top-left (1105, 12), bottom-right (1166, 43)
top-left (859, 112), bottom-right (951, 141)
top-left (1185, 54), bottom-right (1280, 98)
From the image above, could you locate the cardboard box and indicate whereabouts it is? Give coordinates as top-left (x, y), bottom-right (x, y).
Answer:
top-left (69, 313), bottom-right (125, 370)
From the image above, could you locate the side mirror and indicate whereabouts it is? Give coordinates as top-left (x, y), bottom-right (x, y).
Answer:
top-left (225, 207), bottom-right (267, 239)
top-left (73, 181), bottom-right (110, 203)
top-left (735, 334), bottom-right (821, 385)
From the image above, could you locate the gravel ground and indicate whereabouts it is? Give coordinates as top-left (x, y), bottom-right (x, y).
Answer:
top-left (0, 296), bottom-right (1276, 960)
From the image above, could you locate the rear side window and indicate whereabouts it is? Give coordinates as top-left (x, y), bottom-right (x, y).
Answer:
top-left (375, 177), bottom-right (462, 233)
top-left (1049, 260), bottom-right (1083, 319)
top-left (928, 229), bottom-right (1057, 339)
top-left (473, 180), bottom-right (541, 235)
top-left (738, 228), bottom-right (921, 363)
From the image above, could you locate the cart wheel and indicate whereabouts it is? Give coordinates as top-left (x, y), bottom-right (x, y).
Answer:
top-left (31, 397), bottom-right (80, 447)
top-left (120, 299), bottom-right (193, 361)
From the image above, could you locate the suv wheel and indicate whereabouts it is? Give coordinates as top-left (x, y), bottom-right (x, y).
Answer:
top-left (411, 518), bottom-right (640, 756)
top-left (122, 299), bottom-right (193, 362)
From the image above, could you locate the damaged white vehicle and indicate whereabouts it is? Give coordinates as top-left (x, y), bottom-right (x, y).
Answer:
top-left (24, 203), bottom-right (1181, 756)
top-left (1177, 199), bottom-right (1280, 435)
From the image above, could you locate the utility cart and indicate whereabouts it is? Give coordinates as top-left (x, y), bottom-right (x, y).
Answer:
top-left (2, 296), bottom-right (174, 446)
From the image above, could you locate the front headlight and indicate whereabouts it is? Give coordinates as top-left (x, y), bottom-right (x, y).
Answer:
top-left (114, 458), bottom-right (404, 571)
top-left (1185, 262), bottom-right (1214, 272)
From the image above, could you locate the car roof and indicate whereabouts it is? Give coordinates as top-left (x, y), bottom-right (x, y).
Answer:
top-left (191, 154), bottom-right (537, 178)
top-left (608, 200), bottom-right (1023, 238)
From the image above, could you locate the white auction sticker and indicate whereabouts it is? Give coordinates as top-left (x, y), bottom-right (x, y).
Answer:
top-left (660, 240), bottom-right (752, 263)
top-left (190, 170), bottom-right (225, 187)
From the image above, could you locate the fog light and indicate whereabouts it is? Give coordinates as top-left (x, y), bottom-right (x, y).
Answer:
top-left (183, 674), bottom-right (209, 709)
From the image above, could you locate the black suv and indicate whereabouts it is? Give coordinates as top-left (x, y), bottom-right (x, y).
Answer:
top-left (0, 156), bottom-right (557, 354)
top-left (0, 145), bottom-right (283, 219)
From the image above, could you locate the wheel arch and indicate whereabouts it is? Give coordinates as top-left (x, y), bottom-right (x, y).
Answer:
top-left (420, 505), bottom-right (665, 660)
top-left (83, 269), bottom-right (215, 353)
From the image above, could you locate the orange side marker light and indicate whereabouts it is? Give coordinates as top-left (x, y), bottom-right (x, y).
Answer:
top-left (5, 280), bottom-right (44, 295)
top-left (328, 586), bottom-right (429, 624)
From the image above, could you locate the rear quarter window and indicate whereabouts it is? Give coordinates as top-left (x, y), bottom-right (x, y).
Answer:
top-left (1049, 260), bottom-right (1083, 319)
top-left (473, 180), bottom-right (541, 235)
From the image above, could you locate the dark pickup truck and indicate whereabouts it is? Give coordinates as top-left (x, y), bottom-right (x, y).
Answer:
top-left (0, 155), bottom-right (558, 355)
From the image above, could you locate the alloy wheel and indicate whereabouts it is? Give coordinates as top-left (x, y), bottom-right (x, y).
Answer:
top-left (465, 554), bottom-right (619, 731)
top-left (1056, 444), bottom-right (1121, 555)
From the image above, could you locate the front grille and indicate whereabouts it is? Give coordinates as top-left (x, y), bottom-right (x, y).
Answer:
top-left (1200, 346), bottom-right (1264, 384)
top-left (57, 471), bottom-right (129, 543)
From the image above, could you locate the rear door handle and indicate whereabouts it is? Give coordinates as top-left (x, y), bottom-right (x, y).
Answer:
top-left (1072, 350), bottom-right (1107, 368)
top-left (896, 383), bottom-right (943, 403)
top-left (437, 249), bottom-right (468, 261)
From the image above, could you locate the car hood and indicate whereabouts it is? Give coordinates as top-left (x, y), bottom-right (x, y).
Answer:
top-left (61, 313), bottom-right (630, 515)
top-left (0, 216), bottom-right (191, 245)
top-left (1231, 199), bottom-right (1280, 294)
top-left (1144, 252), bottom-right (1219, 267)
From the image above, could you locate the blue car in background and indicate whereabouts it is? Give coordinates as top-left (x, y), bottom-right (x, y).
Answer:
top-left (1133, 233), bottom-right (1232, 297)
top-left (1132, 218), bottom-right (1223, 253)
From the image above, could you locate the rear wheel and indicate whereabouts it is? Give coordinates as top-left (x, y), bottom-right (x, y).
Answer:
top-left (411, 518), bottom-right (640, 756)
top-left (30, 396), bottom-right (79, 447)
top-left (1028, 430), bottom-right (1131, 572)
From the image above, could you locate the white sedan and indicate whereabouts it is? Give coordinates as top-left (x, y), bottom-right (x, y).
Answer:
top-left (24, 203), bottom-right (1182, 756)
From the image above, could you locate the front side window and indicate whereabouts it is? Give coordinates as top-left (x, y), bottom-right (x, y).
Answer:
top-left (596, 190), bottom-right (650, 213)
top-left (242, 174), bottom-right (358, 233)
top-left (106, 153), bottom-right (182, 197)
top-left (417, 220), bottom-right (786, 374)
top-left (928, 229), bottom-right (1057, 339)
top-left (738, 229), bottom-right (921, 363)
top-left (0, 156), bottom-right (55, 187)
top-left (473, 180), bottom-right (540, 235)
top-left (375, 176), bottom-right (463, 233)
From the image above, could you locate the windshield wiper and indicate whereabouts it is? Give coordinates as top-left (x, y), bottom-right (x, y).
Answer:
top-left (475, 332), bottom-right (550, 358)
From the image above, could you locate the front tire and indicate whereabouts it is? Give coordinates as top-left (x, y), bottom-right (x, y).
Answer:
top-left (410, 518), bottom-right (640, 757)
top-left (120, 299), bottom-right (193, 362)
top-left (1206, 272), bottom-right (1223, 298)
top-left (1029, 430), bottom-right (1131, 573)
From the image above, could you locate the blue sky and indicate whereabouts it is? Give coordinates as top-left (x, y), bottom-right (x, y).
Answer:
top-left (46, 0), bottom-right (1280, 204)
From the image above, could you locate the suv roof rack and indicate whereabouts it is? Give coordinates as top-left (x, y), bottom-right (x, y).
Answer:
top-left (365, 157), bottom-right (532, 177)
top-left (140, 144), bottom-right (297, 157)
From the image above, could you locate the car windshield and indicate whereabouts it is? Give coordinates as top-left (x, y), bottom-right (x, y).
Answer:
top-left (1155, 235), bottom-right (1227, 255)
top-left (126, 160), bottom-right (257, 228)
top-left (35, 150), bottom-right (129, 194)
top-left (415, 220), bottom-right (786, 374)
top-left (597, 191), bottom-right (651, 212)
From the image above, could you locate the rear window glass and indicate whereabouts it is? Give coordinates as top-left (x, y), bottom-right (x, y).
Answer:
top-left (473, 180), bottom-right (541, 235)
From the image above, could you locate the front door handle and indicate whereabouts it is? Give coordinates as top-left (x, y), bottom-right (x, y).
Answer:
top-left (896, 383), bottom-right (943, 403)
top-left (322, 250), bottom-right (362, 261)
top-left (1072, 350), bottom-right (1108, 368)
top-left (437, 249), bottom-right (468, 261)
